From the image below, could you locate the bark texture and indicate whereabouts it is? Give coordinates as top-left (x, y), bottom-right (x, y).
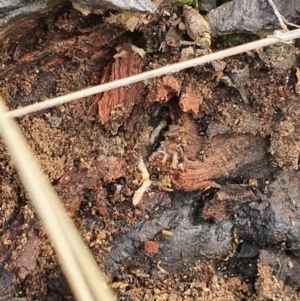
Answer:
top-left (206, 0), bottom-right (300, 36)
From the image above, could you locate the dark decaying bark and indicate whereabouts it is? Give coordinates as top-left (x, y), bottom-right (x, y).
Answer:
top-left (0, 0), bottom-right (67, 42)
top-left (0, 0), bottom-right (156, 43)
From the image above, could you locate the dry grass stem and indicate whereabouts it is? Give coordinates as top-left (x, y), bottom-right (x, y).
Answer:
top-left (0, 97), bottom-right (116, 301)
top-left (4, 28), bottom-right (300, 118)
top-left (280, 15), bottom-right (300, 29)
top-left (267, 0), bottom-right (288, 31)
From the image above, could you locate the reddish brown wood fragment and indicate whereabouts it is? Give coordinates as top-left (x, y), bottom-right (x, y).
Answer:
top-left (88, 63), bottom-right (113, 115)
top-left (172, 135), bottom-right (266, 191)
top-left (90, 49), bottom-right (109, 64)
top-left (16, 25), bottom-right (122, 63)
top-left (92, 156), bottom-right (127, 183)
top-left (144, 240), bottom-right (159, 254)
top-left (40, 57), bottom-right (65, 71)
top-left (98, 206), bottom-right (108, 217)
top-left (179, 78), bottom-right (203, 115)
top-left (16, 236), bottom-right (40, 279)
top-left (58, 157), bottom-right (126, 189)
top-left (155, 75), bottom-right (181, 103)
top-left (0, 24), bottom-right (124, 78)
top-left (150, 115), bottom-right (205, 165)
top-left (151, 115), bottom-right (266, 191)
top-left (94, 43), bottom-right (144, 133)
top-left (58, 157), bottom-right (126, 216)
top-left (144, 75), bottom-right (181, 107)
top-left (139, 191), bottom-right (171, 212)
top-left (172, 165), bottom-right (226, 191)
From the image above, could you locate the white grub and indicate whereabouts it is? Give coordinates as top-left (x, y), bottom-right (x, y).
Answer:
top-left (171, 151), bottom-right (179, 169)
top-left (149, 119), bottom-right (167, 144)
top-left (156, 260), bottom-right (168, 275)
top-left (161, 151), bottom-right (169, 165)
top-left (71, 2), bottom-right (91, 15)
top-left (131, 269), bottom-right (150, 278)
top-left (132, 157), bottom-right (152, 206)
top-left (131, 44), bottom-right (146, 58)
top-left (161, 229), bottom-right (174, 237)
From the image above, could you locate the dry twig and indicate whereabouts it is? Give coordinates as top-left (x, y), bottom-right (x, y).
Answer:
top-left (268, 0), bottom-right (300, 29)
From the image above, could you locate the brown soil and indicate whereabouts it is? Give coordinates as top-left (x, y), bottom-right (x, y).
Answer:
top-left (1, 2), bottom-right (300, 301)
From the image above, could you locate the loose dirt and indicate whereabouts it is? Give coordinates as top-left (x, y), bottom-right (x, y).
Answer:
top-left (1, 2), bottom-right (300, 300)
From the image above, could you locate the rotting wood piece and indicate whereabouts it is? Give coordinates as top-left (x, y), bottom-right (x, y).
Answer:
top-left (150, 115), bottom-right (267, 191)
top-left (0, 22), bottom-right (125, 79)
top-left (0, 0), bottom-right (67, 42)
top-left (58, 156), bottom-right (127, 216)
top-left (144, 73), bottom-right (204, 116)
top-left (179, 76), bottom-right (203, 116)
top-left (172, 134), bottom-right (266, 191)
top-left (144, 74), bottom-right (181, 107)
top-left (93, 43), bottom-right (145, 134)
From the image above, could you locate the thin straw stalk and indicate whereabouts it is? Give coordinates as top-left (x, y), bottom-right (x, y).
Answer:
top-left (5, 28), bottom-right (300, 118)
top-left (0, 97), bottom-right (116, 301)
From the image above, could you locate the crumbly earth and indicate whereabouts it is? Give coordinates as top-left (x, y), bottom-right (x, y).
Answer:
top-left (0, 2), bottom-right (300, 301)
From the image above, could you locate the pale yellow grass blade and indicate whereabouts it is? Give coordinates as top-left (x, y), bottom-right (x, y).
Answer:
top-left (0, 97), bottom-right (116, 301)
